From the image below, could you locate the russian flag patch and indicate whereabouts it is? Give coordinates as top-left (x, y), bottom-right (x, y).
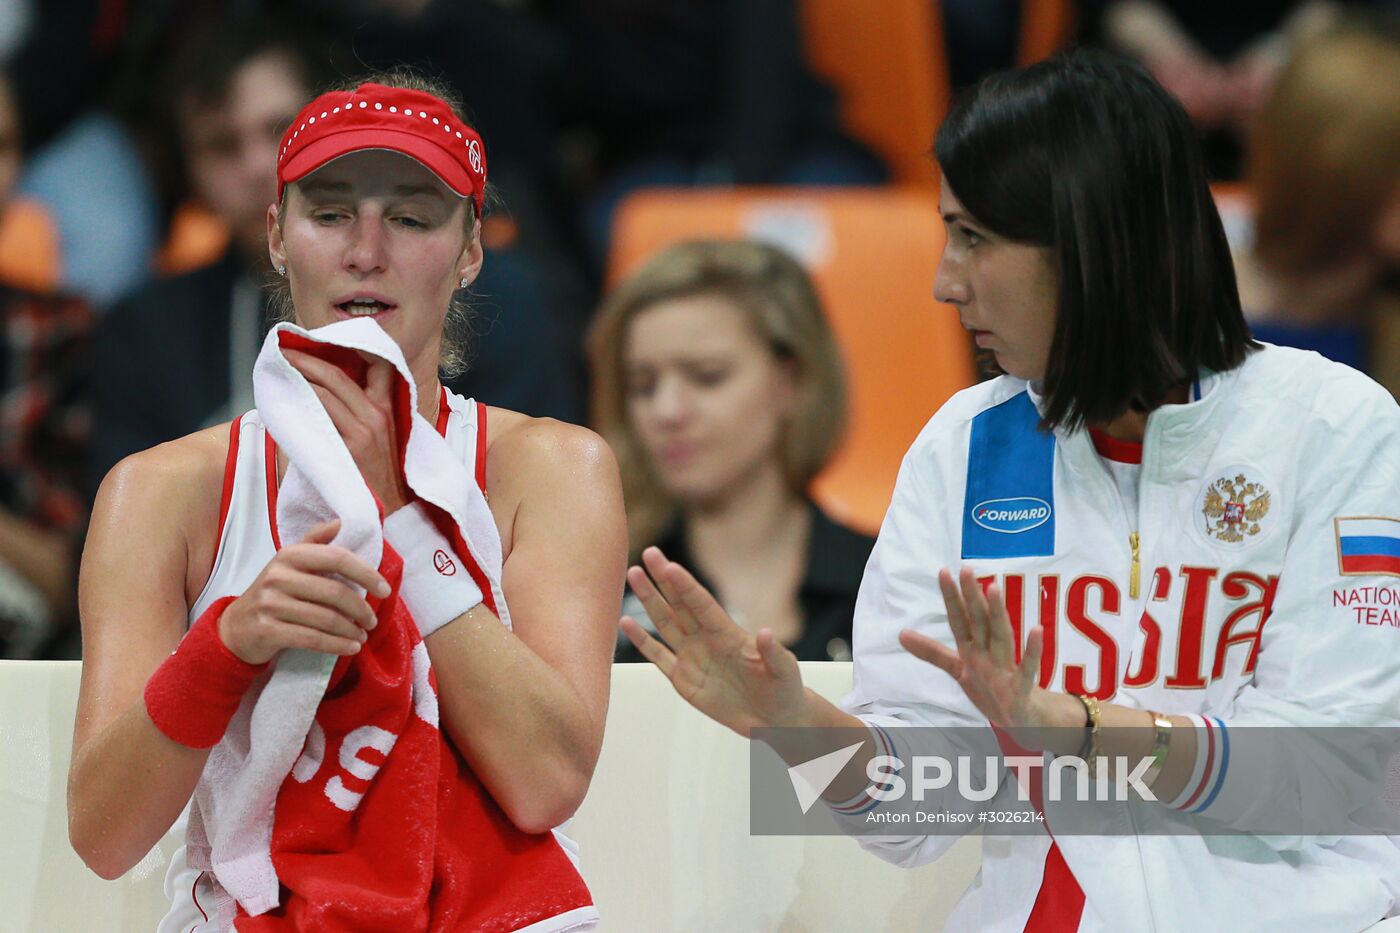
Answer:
top-left (1335, 517), bottom-right (1400, 577)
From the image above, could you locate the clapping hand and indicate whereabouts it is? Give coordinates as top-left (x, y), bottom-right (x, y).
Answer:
top-left (898, 567), bottom-right (1053, 735)
top-left (620, 547), bottom-right (808, 737)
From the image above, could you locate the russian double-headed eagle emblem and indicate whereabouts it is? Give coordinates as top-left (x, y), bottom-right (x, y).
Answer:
top-left (1202, 473), bottom-right (1271, 543)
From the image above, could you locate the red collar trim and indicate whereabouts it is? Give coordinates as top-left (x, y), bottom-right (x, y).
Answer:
top-left (1089, 426), bottom-right (1143, 464)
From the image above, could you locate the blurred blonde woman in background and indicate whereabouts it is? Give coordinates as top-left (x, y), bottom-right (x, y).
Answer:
top-left (589, 240), bottom-right (873, 662)
top-left (1236, 10), bottom-right (1400, 397)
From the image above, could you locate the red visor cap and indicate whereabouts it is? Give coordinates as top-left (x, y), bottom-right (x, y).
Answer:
top-left (277, 83), bottom-right (487, 215)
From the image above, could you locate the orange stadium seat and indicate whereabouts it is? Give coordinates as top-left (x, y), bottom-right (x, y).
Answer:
top-left (798, 0), bottom-right (949, 187)
top-left (1017, 0), bottom-right (1077, 66)
top-left (156, 200), bottom-right (233, 276)
top-left (0, 197), bottom-right (62, 293)
top-left (609, 188), bottom-right (978, 534)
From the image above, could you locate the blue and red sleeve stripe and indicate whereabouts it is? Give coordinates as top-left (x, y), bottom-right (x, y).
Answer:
top-left (1164, 715), bottom-right (1229, 813)
top-left (830, 723), bottom-right (901, 816)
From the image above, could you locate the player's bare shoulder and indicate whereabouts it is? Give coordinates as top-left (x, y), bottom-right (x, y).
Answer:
top-left (95, 424), bottom-right (229, 515)
top-left (481, 409), bottom-right (622, 551)
top-left (483, 409), bottom-right (618, 490)
top-left (88, 423), bottom-right (234, 599)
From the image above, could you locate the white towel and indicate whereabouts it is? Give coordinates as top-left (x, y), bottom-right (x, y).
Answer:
top-left (186, 318), bottom-right (510, 923)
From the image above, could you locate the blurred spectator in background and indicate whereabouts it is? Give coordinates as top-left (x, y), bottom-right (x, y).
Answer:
top-left (5, 0), bottom-right (157, 306)
top-left (0, 62), bottom-right (61, 293)
top-left (90, 13), bottom-right (325, 493)
top-left (0, 69), bottom-right (91, 658)
top-left (1234, 10), bottom-right (1400, 397)
top-left (590, 240), bottom-right (873, 663)
top-left (1086, 0), bottom-right (1345, 177)
top-left (556, 0), bottom-right (887, 273)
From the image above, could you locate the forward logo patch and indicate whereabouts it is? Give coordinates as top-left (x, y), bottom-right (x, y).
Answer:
top-left (971, 497), bottom-right (1052, 535)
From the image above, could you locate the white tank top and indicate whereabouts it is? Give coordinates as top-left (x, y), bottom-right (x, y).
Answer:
top-left (160, 387), bottom-right (494, 932)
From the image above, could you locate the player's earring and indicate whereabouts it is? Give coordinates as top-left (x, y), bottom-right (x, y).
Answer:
top-left (276, 265), bottom-right (287, 277)
top-left (458, 276), bottom-right (469, 289)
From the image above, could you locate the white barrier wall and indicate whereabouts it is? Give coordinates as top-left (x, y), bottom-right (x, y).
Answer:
top-left (0, 660), bottom-right (978, 932)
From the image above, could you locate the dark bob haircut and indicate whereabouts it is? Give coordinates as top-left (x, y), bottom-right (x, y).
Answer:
top-left (935, 50), bottom-right (1257, 430)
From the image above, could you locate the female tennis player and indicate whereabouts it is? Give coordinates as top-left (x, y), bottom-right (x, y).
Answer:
top-left (70, 72), bottom-right (623, 931)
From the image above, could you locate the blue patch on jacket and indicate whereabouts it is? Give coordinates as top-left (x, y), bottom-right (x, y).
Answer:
top-left (961, 392), bottom-right (1056, 559)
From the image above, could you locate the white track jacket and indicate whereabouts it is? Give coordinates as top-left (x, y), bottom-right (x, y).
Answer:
top-left (840, 345), bottom-right (1400, 932)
